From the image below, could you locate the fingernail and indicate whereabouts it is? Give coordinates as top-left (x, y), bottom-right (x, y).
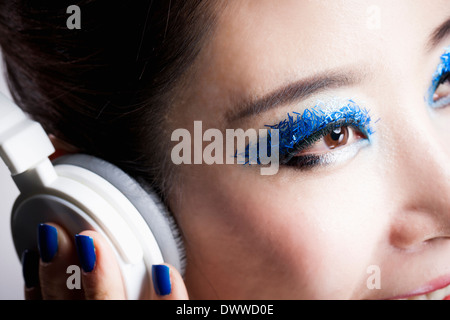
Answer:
top-left (21, 250), bottom-right (39, 288)
top-left (75, 235), bottom-right (96, 272)
top-left (37, 224), bottom-right (58, 263)
top-left (152, 265), bottom-right (171, 296)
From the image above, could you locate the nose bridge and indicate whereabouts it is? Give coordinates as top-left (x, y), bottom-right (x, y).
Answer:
top-left (392, 112), bottom-right (450, 209)
top-left (385, 109), bottom-right (450, 248)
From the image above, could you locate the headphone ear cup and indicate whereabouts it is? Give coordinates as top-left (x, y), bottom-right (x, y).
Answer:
top-left (52, 154), bottom-right (186, 275)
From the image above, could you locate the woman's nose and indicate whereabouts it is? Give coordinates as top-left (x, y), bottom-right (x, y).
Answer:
top-left (386, 111), bottom-right (450, 250)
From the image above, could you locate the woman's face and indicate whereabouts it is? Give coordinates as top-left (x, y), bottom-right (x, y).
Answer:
top-left (168, 0), bottom-right (450, 299)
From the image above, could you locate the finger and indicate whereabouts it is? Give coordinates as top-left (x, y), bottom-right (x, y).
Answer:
top-left (38, 223), bottom-right (83, 300)
top-left (152, 264), bottom-right (189, 300)
top-left (21, 249), bottom-right (41, 300)
top-left (75, 230), bottom-right (126, 300)
top-left (24, 286), bottom-right (42, 300)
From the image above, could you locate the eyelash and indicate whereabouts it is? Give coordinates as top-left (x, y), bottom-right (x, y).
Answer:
top-left (278, 121), bottom-right (368, 168)
top-left (241, 100), bottom-right (375, 169)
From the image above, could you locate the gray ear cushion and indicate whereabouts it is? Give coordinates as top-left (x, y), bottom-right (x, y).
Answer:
top-left (52, 154), bottom-right (186, 275)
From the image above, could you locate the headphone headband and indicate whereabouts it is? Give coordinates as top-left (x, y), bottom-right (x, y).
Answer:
top-left (0, 93), bottom-right (55, 180)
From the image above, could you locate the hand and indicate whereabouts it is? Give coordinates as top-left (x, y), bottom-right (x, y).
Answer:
top-left (21, 223), bottom-right (189, 300)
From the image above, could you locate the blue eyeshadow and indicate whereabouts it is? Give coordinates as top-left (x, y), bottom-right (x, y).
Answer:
top-left (266, 99), bottom-right (374, 159)
top-left (427, 46), bottom-right (450, 108)
top-left (238, 99), bottom-right (374, 165)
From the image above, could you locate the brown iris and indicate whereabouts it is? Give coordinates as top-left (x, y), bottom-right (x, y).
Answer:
top-left (292, 125), bottom-right (366, 158)
top-left (323, 127), bottom-right (349, 149)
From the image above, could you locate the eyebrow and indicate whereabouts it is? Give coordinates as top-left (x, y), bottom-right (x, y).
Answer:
top-left (428, 16), bottom-right (450, 50)
top-left (227, 16), bottom-right (450, 124)
top-left (226, 68), bottom-right (365, 123)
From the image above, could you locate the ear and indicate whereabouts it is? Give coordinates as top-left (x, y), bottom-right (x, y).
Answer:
top-left (48, 134), bottom-right (80, 160)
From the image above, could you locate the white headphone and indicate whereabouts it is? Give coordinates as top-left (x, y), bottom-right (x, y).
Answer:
top-left (0, 92), bottom-right (185, 299)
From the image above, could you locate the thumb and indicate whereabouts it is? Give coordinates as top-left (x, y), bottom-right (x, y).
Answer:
top-left (151, 264), bottom-right (188, 300)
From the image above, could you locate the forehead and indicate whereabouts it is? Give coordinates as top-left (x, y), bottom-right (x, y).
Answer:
top-left (175, 0), bottom-right (449, 125)
top-left (213, 1), bottom-right (440, 76)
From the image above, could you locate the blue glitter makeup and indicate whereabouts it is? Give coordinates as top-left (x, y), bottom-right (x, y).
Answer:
top-left (269, 99), bottom-right (374, 163)
top-left (239, 99), bottom-right (374, 168)
top-left (427, 46), bottom-right (450, 108)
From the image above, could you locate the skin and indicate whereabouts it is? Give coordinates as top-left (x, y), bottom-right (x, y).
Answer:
top-left (31, 0), bottom-right (450, 299)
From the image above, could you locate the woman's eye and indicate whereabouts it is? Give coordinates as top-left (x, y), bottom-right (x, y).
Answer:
top-left (433, 73), bottom-right (450, 104)
top-left (292, 126), bottom-right (365, 157)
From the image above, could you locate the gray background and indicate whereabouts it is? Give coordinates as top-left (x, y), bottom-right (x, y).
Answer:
top-left (0, 55), bottom-right (26, 300)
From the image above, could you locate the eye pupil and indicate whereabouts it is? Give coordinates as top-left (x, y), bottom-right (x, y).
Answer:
top-left (330, 128), bottom-right (342, 140)
top-left (324, 127), bottom-right (349, 149)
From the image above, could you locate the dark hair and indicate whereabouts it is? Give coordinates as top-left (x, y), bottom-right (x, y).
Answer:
top-left (0, 0), bottom-right (219, 199)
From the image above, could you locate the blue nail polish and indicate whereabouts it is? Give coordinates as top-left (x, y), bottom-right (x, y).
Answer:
top-left (75, 235), bottom-right (96, 272)
top-left (37, 224), bottom-right (58, 263)
top-left (152, 265), bottom-right (171, 296)
top-left (21, 250), bottom-right (39, 288)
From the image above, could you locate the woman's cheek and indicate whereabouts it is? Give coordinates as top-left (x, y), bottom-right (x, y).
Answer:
top-left (173, 159), bottom-right (383, 298)
top-left (173, 171), bottom-right (305, 297)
